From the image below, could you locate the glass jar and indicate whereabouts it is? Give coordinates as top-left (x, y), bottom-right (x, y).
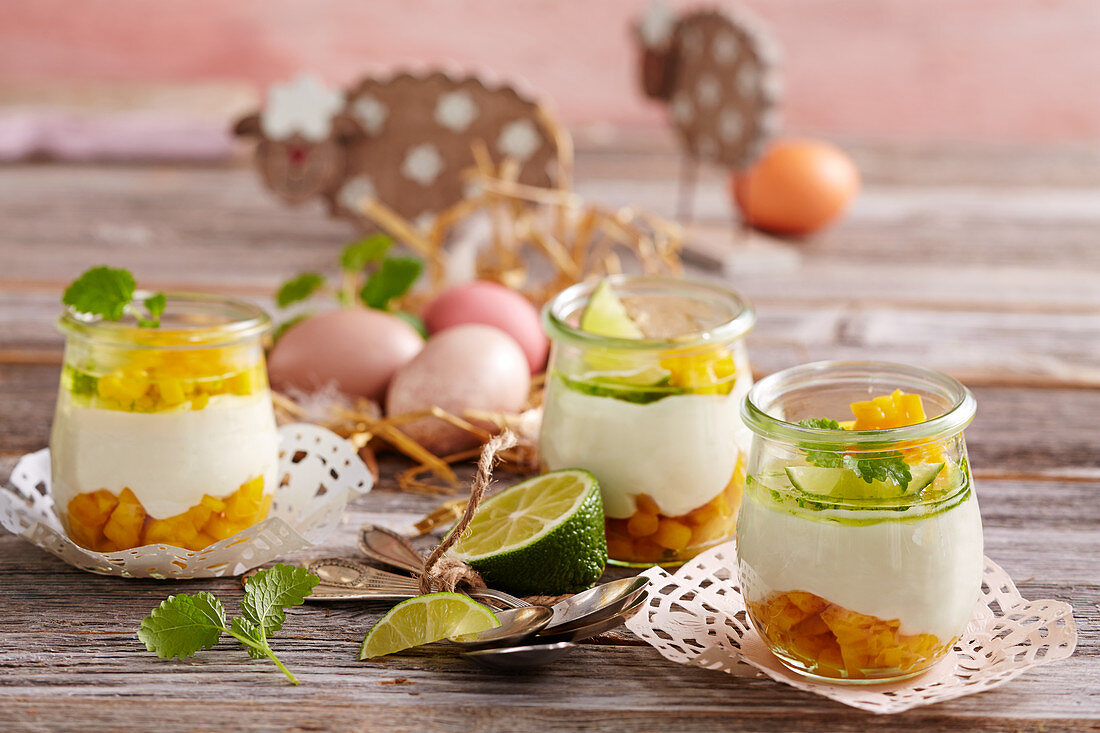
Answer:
top-left (737, 361), bottom-right (983, 683)
top-left (540, 276), bottom-right (755, 566)
top-left (50, 293), bottom-right (279, 553)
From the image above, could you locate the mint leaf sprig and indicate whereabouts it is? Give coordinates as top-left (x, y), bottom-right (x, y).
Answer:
top-left (63, 266), bottom-right (168, 328)
top-left (137, 564), bottom-right (319, 685)
top-left (795, 418), bottom-right (913, 489)
top-left (273, 235), bottom-right (425, 340)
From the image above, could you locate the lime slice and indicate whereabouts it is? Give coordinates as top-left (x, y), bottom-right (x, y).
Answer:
top-left (583, 366), bottom-right (671, 387)
top-left (580, 279), bottom-right (643, 338)
top-left (359, 592), bottom-right (499, 659)
top-left (785, 463), bottom-right (945, 500)
top-left (448, 469), bottom-right (606, 595)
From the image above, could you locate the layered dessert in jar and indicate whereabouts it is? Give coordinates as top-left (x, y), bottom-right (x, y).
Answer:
top-left (540, 276), bottom-right (755, 566)
top-left (50, 294), bottom-right (279, 552)
top-left (737, 361), bottom-right (983, 683)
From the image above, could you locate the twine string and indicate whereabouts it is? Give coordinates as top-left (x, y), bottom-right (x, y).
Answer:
top-left (418, 430), bottom-right (518, 594)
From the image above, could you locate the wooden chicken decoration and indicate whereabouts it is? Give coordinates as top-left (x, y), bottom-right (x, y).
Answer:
top-left (235, 72), bottom-right (571, 232)
top-left (635, 1), bottom-right (781, 220)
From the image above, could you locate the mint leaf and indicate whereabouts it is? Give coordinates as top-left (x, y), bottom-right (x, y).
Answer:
top-left (359, 257), bottom-right (423, 309)
top-left (796, 417), bottom-right (912, 489)
top-left (137, 592), bottom-right (227, 660)
top-left (796, 418), bottom-right (845, 468)
top-left (276, 273), bottom-right (325, 308)
top-left (63, 266), bottom-right (136, 321)
top-left (845, 451), bottom-right (913, 487)
top-left (271, 313), bottom-right (310, 344)
top-left (137, 566), bottom-right (319, 684)
top-left (143, 292), bottom-right (167, 324)
top-left (797, 418), bottom-right (843, 430)
top-left (230, 617), bottom-right (267, 659)
top-left (340, 235), bottom-right (392, 272)
top-left (394, 310), bottom-right (428, 338)
top-left (240, 564), bottom-right (320, 638)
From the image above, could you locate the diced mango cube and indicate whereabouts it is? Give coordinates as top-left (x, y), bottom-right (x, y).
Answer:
top-left (156, 378), bottom-right (185, 406)
top-left (653, 518), bottom-right (692, 551)
top-left (635, 494), bottom-right (660, 516)
top-left (102, 488), bottom-right (146, 548)
top-left (200, 494), bottom-right (227, 513)
top-left (626, 512), bottom-right (659, 538)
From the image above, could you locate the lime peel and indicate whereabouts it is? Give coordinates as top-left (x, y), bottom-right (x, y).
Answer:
top-left (358, 592), bottom-right (499, 659)
top-left (447, 469), bottom-right (607, 595)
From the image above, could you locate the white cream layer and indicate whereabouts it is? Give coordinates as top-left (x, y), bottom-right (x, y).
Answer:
top-left (50, 394), bottom-right (279, 519)
top-left (540, 373), bottom-right (751, 518)
top-left (736, 487), bottom-right (984, 640)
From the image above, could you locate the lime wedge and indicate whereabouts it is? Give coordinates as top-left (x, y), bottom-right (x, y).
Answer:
top-left (359, 592), bottom-right (499, 659)
top-left (448, 469), bottom-right (606, 595)
top-left (785, 463), bottom-right (945, 500)
top-left (580, 279), bottom-right (643, 338)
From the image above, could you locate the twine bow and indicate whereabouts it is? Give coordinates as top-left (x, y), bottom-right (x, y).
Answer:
top-left (417, 430), bottom-right (518, 594)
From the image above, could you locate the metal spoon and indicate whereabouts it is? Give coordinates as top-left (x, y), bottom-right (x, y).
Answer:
top-left (358, 526), bottom-right (648, 623)
top-left (460, 593), bottom-right (647, 669)
top-left (543, 576), bottom-right (650, 630)
top-left (536, 591), bottom-right (649, 643)
top-left (302, 557), bottom-right (531, 609)
top-left (358, 525), bottom-right (427, 576)
top-left (449, 606), bottom-right (553, 651)
top-left (462, 641), bottom-right (576, 671)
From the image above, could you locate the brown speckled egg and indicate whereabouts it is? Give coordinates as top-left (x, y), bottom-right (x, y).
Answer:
top-left (268, 308), bottom-right (424, 401)
top-left (386, 324), bottom-right (531, 455)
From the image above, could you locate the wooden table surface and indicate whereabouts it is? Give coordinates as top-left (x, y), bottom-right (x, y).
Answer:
top-left (1, 135), bottom-right (1098, 731)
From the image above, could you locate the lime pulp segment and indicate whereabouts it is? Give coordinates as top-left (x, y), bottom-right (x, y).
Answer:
top-left (785, 463), bottom-right (945, 500)
top-left (449, 470), bottom-right (597, 559)
top-left (359, 592), bottom-right (499, 659)
top-left (447, 469), bottom-right (607, 595)
top-left (580, 279), bottom-right (643, 339)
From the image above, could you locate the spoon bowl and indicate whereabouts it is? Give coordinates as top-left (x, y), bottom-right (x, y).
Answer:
top-left (463, 641), bottom-right (576, 670)
top-left (538, 591), bottom-right (649, 643)
top-left (545, 576), bottom-right (649, 630)
top-left (450, 606), bottom-right (554, 650)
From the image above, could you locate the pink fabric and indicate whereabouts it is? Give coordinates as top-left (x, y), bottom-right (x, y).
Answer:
top-left (2, 0), bottom-right (1099, 144)
top-left (0, 109), bottom-right (234, 161)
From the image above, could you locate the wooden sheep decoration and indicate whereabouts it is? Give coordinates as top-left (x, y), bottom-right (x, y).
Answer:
top-left (634, 2), bottom-right (781, 221)
top-left (234, 72), bottom-right (571, 233)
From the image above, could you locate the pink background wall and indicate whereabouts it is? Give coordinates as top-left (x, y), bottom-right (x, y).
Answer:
top-left (2, 0), bottom-right (1099, 143)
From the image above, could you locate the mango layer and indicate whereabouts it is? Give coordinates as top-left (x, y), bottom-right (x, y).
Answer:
top-left (63, 345), bottom-right (266, 413)
top-left (747, 589), bottom-right (956, 680)
top-left (65, 475), bottom-right (271, 552)
top-left (606, 454), bottom-right (745, 564)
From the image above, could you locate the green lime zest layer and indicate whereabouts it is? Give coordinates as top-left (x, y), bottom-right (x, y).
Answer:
top-left (557, 370), bottom-right (688, 405)
top-left (746, 459), bottom-right (972, 526)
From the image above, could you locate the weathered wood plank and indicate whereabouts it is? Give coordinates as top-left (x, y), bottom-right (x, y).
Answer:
top-left (3, 165), bottom-right (1100, 308)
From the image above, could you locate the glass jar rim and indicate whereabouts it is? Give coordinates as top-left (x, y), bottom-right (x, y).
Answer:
top-left (542, 275), bottom-right (755, 350)
top-left (742, 360), bottom-right (977, 450)
top-left (58, 291), bottom-right (271, 349)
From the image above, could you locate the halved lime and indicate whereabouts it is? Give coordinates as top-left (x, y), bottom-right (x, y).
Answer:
top-left (785, 463), bottom-right (945, 500)
top-left (448, 469), bottom-right (606, 595)
top-left (359, 592), bottom-right (499, 659)
top-left (580, 279), bottom-right (643, 338)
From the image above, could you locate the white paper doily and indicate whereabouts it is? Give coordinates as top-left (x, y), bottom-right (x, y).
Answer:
top-left (625, 541), bottom-right (1077, 714)
top-left (0, 423), bottom-right (372, 579)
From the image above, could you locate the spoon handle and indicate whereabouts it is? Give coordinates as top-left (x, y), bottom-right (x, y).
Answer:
top-left (469, 587), bottom-right (531, 609)
top-left (358, 525), bottom-right (428, 576)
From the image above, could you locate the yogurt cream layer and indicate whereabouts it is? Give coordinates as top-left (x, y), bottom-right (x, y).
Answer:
top-left (540, 373), bottom-right (751, 518)
top-left (50, 393), bottom-right (278, 519)
top-left (737, 486), bottom-right (983, 640)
